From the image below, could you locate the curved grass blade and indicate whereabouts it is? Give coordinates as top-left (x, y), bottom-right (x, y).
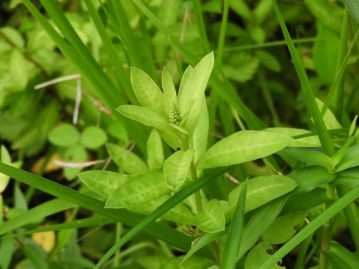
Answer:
top-left (258, 185), bottom-right (359, 269)
top-left (0, 163), bottom-right (192, 251)
top-left (0, 199), bottom-right (74, 236)
top-left (21, 216), bottom-right (113, 235)
top-left (273, 0), bottom-right (334, 156)
top-left (220, 181), bottom-right (247, 269)
top-left (94, 167), bottom-right (228, 268)
top-left (22, 0), bottom-right (121, 109)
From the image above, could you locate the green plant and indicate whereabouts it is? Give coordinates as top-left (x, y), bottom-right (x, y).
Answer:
top-left (1, 0), bottom-right (359, 269)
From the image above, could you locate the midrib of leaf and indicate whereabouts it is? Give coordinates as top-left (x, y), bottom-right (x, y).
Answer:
top-left (207, 138), bottom-right (289, 161)
top-left (248, 180), bottom-right (294, 199)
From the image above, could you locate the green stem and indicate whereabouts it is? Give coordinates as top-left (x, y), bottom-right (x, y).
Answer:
top-left (217, 0), bottom-right (229, 65)
top-left (293, 235), bottom-right (312, 269)
top-left (224, 37), bottom-right (316, 52)
top-left (114, 223), bottom-right (122, 267)
top-left (190, 163), bottom-right (203, 212)
top-left (191, 0), bottom-right (210, 50)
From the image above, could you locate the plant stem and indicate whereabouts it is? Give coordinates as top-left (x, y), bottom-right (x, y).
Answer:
top-left (217, 0), bottom-right (229, 65)
top-left (190, 163), bottom-right (203, 212)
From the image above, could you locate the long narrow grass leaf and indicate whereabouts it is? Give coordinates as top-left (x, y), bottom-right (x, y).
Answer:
top-left (273, 0), bottom-right (334, 155)
top-left (220, 181), bottom-right (247, 269)
top-left (0, 199), bottom-right (74, 235)
top-left (258, 185), bottom-right (359, 269)
top-left (0, 163), bottom-right (193, 251)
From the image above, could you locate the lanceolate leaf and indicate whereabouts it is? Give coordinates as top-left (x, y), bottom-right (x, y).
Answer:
top-left (178, 52), bottom-right (214, 117)
top-left (227, 175), bottom-right (297, 215)
top-left (191, 97), bottom-right (209, 162)
top-left (162, 68), bottom-right (178, 114)
top-left (116, 105), bottom-right (169, 130)
top-left (245, 242), bottom-right (284, 269)
top-left (106, 143), bottom-right (148, 175)
top-left (147, 129), bottom-right (164, 170)
top-left (164, 149), bottom-right (194, 191)
top-left (178, 65), bottom-right (194, 97)
top-left (195, 199), bottom-right (226, 233)
top-left (105, 172), bottom-right (170, 208)
top-left (130, 67), bottom-right (165, 113)
top-left (197, 130), bottom-right (293, 169)
top-left (78, 171), bottom-right (129, 198)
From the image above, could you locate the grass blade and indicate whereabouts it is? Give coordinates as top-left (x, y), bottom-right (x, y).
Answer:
top-left (273, 0), bottom-right (334, 156)
top-left (0, 199), bottom-right (74, 235)
top-left (0, 163), bottom-right (193, 251)
top-left (220, 181), bottom-right (247, 269)
top-left (258, 185), bottom-right (359, 269)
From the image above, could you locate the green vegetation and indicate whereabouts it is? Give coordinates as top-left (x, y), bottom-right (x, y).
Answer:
top-left (1, 0), bottom-right (359, 268)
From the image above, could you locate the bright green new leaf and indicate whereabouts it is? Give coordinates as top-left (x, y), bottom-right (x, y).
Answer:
top-left (191, 97), bottom-right (209, 162)
top-left (228, 175), bottom-right (297, 215)
top-left (183, 95), bottom-right (206, 134)
top-left (195, 199), bottom-right (226, 233)
top-left (0, 146), bottom-right (11, 193)
top-left (0, 27), bottom-right (24, 49)
top-left (79, 171), bottom-right (129, 198)
top-left (164, 149), bottom-right (194, 191)
top-left (245, 242), bottom-right (284, 269)
top-left (48, 123), bottom-right (80, 147)
top-left (131, 67), bottom-right (165, 113)
top-left (197, 130), bottom-right (293, 169)
top-left (315, 98), bottom-right (341, 130)
top-left (265, 127), bottom-right (321, 147)
top-left (80, 126), bottom-right (108, 149)
top-left (105, 172), bottom-right (171, 208)
top-left (106, 143), bottom-right (148, 175)
top-left (178, 52), bottom-right (214, 117)
top-left (10, 49), bottom-right (28, 92)
top-left (162, 68), bottom-right (178, 114)
top-left (63, 145), bottom-right (87, 180)
top-left (116, 105), bottom-right (169, 130)
top-left (262, 212), bottom-right (306, 244)
top-left (147, 129), bottom-right (164, 170)
top-left (178, 65), bottom-right (193, 97)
